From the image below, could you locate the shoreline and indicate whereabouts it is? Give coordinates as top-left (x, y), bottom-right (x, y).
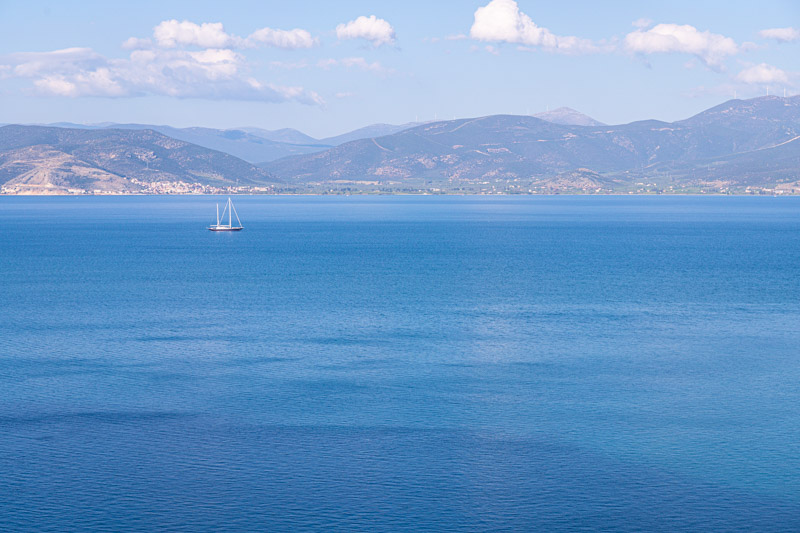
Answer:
top-left (1, 191), bottom-right (797, 197)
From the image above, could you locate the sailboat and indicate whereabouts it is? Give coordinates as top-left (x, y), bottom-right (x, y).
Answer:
top-left (208, 197), bottom-right (244, 231)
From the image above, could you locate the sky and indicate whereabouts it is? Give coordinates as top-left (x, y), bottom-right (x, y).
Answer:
top-left (0, 0), bottom-right (798, 138)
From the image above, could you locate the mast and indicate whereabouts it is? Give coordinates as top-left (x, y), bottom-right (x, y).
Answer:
top-left (216, 204), bottom-right (219, 226)
top-left (228, 198), bottom-right (232, 227)
top-left (230, 200), bottom-right (242, 228)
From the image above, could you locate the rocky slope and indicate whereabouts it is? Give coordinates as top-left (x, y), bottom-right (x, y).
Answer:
top-left (0, 125), bottom-right (277, 193)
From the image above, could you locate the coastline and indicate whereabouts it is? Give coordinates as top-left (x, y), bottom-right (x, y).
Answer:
top-left (2, 191), bottom-right (796, 196)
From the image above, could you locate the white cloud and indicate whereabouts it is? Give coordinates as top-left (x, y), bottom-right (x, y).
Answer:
top-left (130, 19), bottom-right (318, 51)
top-left (735, 63), bottom-right (789, 84)
top-left (2, 46), bottom-right (324, 105)
top-left (317, 57), bottom-right (390, 73)
top-left (247, 27), bottom-right (317, 49)
top-left (632, 18), bottom-right (653, 29)
top-left (122, 37), bottom-right (153, 50)
top-left (154, 20), bottom-right (235, 48)
top-left (33, 67), bottom-right (126, 97)
top-left (6, 48), bottom-right (102, 77)
top-left (3, 18), bottom-right (329, 105)
top-left (336, 15), bottom-right (396, 46)
top-left (624, 23), bottom-right (739, 69)
top-left (758, 27), bottom-right (800, 43)
top-left (2, 18), bottom-right (329, 105)
top-left (469, 0), bottom-right (598, 54)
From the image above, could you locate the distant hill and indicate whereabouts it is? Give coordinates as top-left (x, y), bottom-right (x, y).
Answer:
top-left (237, 127), bottom-right (320, 145)
top-left (136, 125), bottom-right (330, 164)
top-left (319, 122), bottom-right (424, 146)
top-left (533, 107), bottom-right (605, 127)
top-left (263, 96), bottom-right (800, 192)
top-left (0, 125), bottom-right (276, 194)
top-left (31, 122), bottom-right (427, 163)
top-left (0, 145), bottom-right (132, 194)
top-left (46, 123), bottom-right (331, 164)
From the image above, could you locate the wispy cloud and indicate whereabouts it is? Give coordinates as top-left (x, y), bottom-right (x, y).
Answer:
top-left (269, 60), bottom-right (309, 70)
top-left (336, 15), bottom-right (396, 47)
top-left (246, 27), bottom-right (318, 50)
top-left (758, 27), bottom-right (800, 43)
top-left (317, 57), bottom-right (392, 74)
top-left (0, 46), bottom-right (324, 104)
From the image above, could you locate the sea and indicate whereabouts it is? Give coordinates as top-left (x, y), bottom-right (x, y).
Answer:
top-left (1, 195), bottom-right (799, 531)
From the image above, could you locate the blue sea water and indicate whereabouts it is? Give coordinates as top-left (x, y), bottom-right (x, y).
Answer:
top-left (1, 195), bottom-right (799, 531)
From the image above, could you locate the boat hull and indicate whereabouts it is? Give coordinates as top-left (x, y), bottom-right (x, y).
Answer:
top-left (208, 226), bottom-right (243, 231)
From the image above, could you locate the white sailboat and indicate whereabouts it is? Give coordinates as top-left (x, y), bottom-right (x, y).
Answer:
top-left (208, 197), bottom-right (244, 231)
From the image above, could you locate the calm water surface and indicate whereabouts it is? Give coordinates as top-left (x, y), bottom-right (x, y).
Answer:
top-left (1, 196), bottom-right (799, 531)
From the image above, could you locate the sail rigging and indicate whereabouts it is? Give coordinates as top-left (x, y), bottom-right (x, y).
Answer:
top-left (208, 197), bottom-right (243, 231)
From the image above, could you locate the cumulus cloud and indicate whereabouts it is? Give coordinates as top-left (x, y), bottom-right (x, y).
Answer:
top-left (129, 19), bottom-right (318, 51)
top-left (336, 15), bottom-right (396, 46)
top-left (624, 23), bottom-right (739, 69)
top-left (735, 63), bottom-right (789, 84)
top-left (154, 20), bottom-right (234, 48)
top-left (758, 27), bottom-right (800, 43)
top-left (1, 46), bottom-right (324, 104)
top-left (0, 18), bottom-right (330, 105)
top-left (469, 0), bottom-right (598, 54)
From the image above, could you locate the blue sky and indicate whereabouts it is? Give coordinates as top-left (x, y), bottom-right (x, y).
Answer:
top-left (0, 0), bottom-right (798, 137)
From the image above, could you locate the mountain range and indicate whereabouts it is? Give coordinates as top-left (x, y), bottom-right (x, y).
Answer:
top-left (19, 112), bottom-right (579, 165)
top-left (37, 122), bottom-right (331, 164)
top-left (263, 96), bottom-right (800, 193)
top-left (1, 96), bottom-right (798, 194)
top-left (20, 120), bottom-right (432, 165)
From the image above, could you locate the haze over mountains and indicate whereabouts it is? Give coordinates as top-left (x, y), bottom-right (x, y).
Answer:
top-left (19, 120), bottom-right (429, 165)
top-left (532, 107), bottom-right (606, 127)
top-left (1, 96), bottom-right (799, 194)
top-left (31, 123), bottom-right (331, 164)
